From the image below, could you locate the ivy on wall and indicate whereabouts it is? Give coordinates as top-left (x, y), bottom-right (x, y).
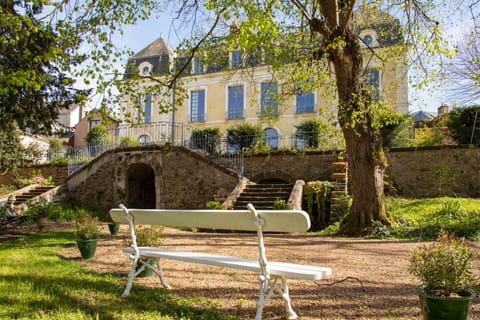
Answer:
top-left (304, 181), bottom-right (333, 231)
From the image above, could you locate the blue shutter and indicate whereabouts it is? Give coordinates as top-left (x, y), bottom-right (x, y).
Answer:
top-left (261, 82), bottom-right (278, 115)
top-left (232, 50), bottom-right (242, 68)
top-left (197, 90), bottom-right (205, 121)
top-left (228, 85), bottom-right (244, 119)
top-left (365, 69), bottom-right (380, 100)
top-left (264, 128), bottom-right (278, 149)
top-left (144, 94), bottom-right (152, 123)
top-left (296, 90), bottom-right (314, 113)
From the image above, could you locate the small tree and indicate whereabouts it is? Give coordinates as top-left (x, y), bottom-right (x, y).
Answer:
top-left (190, 128), bottom-right (220, 154)
top-left (295, 119), bottom-right (326, 148)
top-left (226, 123), bottom-right (265, 152)
top-left (86, 125), bottom-right (108, 145)
top-left (448, 106), bottom-right (480, 145)
top-left (0, 123), bottom-right (25, 173)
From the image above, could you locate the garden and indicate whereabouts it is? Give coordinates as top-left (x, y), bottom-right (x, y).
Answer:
top-left (1, 197), bottom-right (480, 319)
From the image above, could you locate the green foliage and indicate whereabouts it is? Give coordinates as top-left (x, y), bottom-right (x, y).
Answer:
top-left (304, 181), bottom-right (333, 231)
top-left (0, 123), bottom-right (27, 172)
top-left (388, 197), bottom-right (480, 240)
top-left (447, 106), bottom-right (480, 144)
top-left (409, 231), bottom-right (479, 296)
top-left (190, 128), bottom-right (220, 154)
top-left (295, 119), bottom-right (326, 148)
top-left (205, 201), bottom-right (223, 210)
top-left (273, 199), bottom-right (291, 210)
top-left (0, 1), bottom-right (88, 134)
top-left (0, 184), bottom-right (15, 198)
top-left (48, 138), bottom-right (63, 153)
top-left (86, 125), bottom-right (109, 145)
top-left (119, 136), bottom-right (140, 147)
top-left (413, 127), bottom-right (444, 147)
top-left (135, 225), bottom-right (163, 246)
top-left (48, 157), bottom-right (69, 166)
top-left (381, 114), bottom-right (414, 148)
top-left (74, 215), bottom-right (102, 240)
top-left (226, 123), bottom-right (265, 151)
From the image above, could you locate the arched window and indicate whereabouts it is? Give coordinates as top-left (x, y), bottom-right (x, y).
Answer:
top-left (138, 134), bottom-right (151, 146)
top-left (264, 128), bottom-right (278, 149)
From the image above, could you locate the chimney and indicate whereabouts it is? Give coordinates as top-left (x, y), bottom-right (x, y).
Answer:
top-left (230, 20), bottom-right (239, 34)
top-left (438, 103), bottom-right (449, 115)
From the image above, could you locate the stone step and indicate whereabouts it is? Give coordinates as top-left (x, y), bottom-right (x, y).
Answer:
top-left (239, 191), bottom-right (290, 197)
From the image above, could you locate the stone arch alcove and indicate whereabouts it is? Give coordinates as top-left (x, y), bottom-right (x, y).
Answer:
top-left (251, 170), bottom-right (293, 184)
top-left (126, 163), bottom-right (156, 208)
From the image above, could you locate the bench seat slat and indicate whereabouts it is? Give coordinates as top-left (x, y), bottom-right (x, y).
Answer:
top-left (124, 247), bottom-right (332, 281)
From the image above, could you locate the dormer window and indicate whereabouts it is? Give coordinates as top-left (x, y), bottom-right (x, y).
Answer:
top-left (138, 62), bottom-right (153, 76)
top-left (363, 35), bottom-right (373, 46)
top-left (359, 29), bottom-right (378, 47)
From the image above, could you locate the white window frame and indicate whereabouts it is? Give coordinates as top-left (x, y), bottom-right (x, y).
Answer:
top-left (188, 87), bottom-right (208, 123)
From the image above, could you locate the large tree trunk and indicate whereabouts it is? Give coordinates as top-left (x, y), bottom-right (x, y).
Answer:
top-left (312, 8), bottom-right (390, 235)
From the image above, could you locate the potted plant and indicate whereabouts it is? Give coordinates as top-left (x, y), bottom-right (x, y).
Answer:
top-left (74, 215), bottom-right (102, 259)
top-left (134, 225), bottom-right (163, 277)
top-left (409, 231), bottom-right (478, 320)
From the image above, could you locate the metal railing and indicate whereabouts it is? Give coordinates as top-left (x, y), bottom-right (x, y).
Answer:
top-left (62, 121), bottom-right (342, 176)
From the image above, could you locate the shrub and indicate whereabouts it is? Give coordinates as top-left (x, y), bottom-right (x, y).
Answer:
top-left (74, 215), bottom-right (102, 240)
top-left (119, 136), bottom-right (140, 147)
top-left (135, 225), bottom-right (163, 246)
top-left (190, 128), bottom-right (220, 154)
top-left (86, 125), bottom-right (109, 145)
top-left (273, 199), bottom-right (291, 210)
top-left (447, 105), bottom-right (480, 144)
top-left (226, 123), bottom-right (265, 151)
top-left (409, 231), bottom-right (479, 296)
top-left (295, 119), bottom-right (325, 148)
top-left (304, 181), bottom-right (333, 231)
top-left (205, 201), bottom-right (223, 210)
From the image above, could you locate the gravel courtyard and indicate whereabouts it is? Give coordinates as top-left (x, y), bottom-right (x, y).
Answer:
top-left (59, 225), bottom-right (480, 320)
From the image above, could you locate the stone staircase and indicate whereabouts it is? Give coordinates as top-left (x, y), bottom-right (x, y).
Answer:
top-left (233, 183), bottom-right (293, 210)
top-left (13, 186), bottom-right (56, 206)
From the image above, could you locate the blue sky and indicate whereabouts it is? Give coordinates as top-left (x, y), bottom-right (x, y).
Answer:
top-left (103, 8), bottom-right (467, 115)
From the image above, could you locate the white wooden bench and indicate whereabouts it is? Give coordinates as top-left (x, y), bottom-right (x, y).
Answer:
top-left (110, 203), bottom-right (332, 320)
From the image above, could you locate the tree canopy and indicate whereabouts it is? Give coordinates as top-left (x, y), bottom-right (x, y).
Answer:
top-left (0, 0), bottom-right (87, 134)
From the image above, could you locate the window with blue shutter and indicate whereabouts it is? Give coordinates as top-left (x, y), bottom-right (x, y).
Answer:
top-left (190, 90), bottom-right (205, 122)
top-left (232, 50), bottom-right (242, 68)
top-left (261, 81), bottom-right (278, 115)
top-left (144, 94), bottom-right (152, 124)
top-left (193, 56), bottom-right (203, 74)
top-left (227, 85), bottom-right (244, 119)
top-left (365, 69), bottom-right (381, 100)
top-left (264, 128), bottom-right (278, 149)
top-left (296, 88), bottom-right (315, 113)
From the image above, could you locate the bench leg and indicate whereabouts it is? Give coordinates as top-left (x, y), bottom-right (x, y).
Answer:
top-left (152, 258), bottom-right (172, 289)
top-left (255, 276), bottom-right (298, 320)
top-left (122, 255), bottom-right (139, 297)
top-left (275, 277), bottom-right (297, 320)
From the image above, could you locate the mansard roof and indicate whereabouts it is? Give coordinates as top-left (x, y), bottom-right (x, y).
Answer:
top-left (133, 36), bottom-right (174, 58)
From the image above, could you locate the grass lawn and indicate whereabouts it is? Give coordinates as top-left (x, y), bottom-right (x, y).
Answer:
top-left (387, 197), bottom-right (480, 240)
top-left (0, 231), bottom-right (239, 320)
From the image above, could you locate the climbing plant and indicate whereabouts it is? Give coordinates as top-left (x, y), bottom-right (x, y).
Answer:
top-left (304, 181), bottom-right (333, 231)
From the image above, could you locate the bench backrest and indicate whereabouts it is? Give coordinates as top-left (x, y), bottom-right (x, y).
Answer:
top-left (109, 207), bottom-right (311, 233)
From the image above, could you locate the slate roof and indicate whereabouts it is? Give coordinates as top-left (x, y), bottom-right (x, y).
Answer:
top-left (133, 36), bottom-right (174, 58)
